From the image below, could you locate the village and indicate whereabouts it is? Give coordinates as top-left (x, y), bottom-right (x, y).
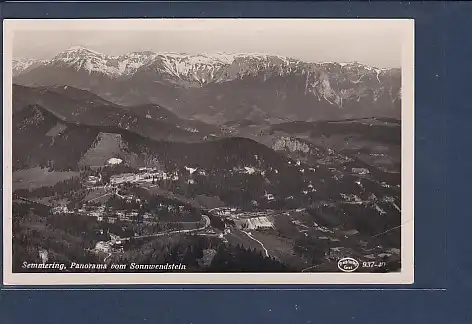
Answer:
top-left (63, 157), bottom-right (284, 230)
top-left (43, 157), bottom-right (396, 268)
top-left (45, 160), bottom-right (207, 255)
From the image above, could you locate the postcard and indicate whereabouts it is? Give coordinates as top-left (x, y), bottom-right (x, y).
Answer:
top-left (3, 18), bottom-right (414, 285)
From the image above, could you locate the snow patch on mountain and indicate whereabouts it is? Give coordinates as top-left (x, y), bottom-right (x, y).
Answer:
top-left (16, 47), bottom-right (395, 83)
top-left (12, 58), bottom-right (47, 76)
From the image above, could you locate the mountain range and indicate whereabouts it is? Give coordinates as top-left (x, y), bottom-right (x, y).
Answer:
top-left (12, 83), bottom-right (220, 142)
top-left (11, 47), bottom-right (403, 264)
top-left (13, 46), bottom-right (402, 123)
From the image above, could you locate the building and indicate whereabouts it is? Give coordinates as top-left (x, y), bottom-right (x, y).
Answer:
top-left (95, 241), bottom-right (111, 253)
top-left (90, 211), bottom-right (102, 217)
top-left (109, 233), bottom-right (121, 242)
top-left (38, 249), bottom-right (49, 264)
top-left (326, 247), bottom-right (350, 261)
top-left (127, 212), bottom-right (139, 218)
top-left (111, 240), bottom-right (124, 252)
top-left (143, 213), bottom-right (154, 220)
top-left (264, 193), bottom-right (275, 201)
top-left (51, 206), bottom-right (73, 215)
top-left (238, 216), bottom-right (274, 230)
top-left (107, 158), bottom-right (123, 165)
top-left (86, 175), bottom-right (100, 186)
top-left (351, 168), bottom-right (370, 175)
top-left (139, 167), bottom-right (158, 172)
top-left (110, 173), bottom-right (138, 185)
top-left (214, 207), bottom-right (233, 216)
top-left (110, 171), bottom-right (168, 185)
top-left (342, 229), bottom-right (360, 236)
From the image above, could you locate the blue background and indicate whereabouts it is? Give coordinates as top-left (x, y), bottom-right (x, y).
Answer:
top-left (1, 1), bottom-right (470, 323)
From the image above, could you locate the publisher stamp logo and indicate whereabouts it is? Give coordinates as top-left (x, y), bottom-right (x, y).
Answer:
top-left (337, 257), bottom-right (360, 272)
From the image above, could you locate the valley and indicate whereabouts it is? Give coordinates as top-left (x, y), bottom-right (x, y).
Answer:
top-left (13, 47), bottom-right (401, 123)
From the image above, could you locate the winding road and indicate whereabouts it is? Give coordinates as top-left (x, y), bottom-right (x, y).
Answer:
top-left (103, 252), bottom-right (113, 262)
top-left (117, 214), bottom-right (210, 242)
top-left (101, 215), bottom-right (210, 262)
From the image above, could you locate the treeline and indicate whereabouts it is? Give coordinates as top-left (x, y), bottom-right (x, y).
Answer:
top-left (207, 214), bottom-right (235, 231)
top-left (106, 195), bottom-right (141, 210)
top-left (208, 243), bottom-right (290, 272)
top-left (12, 204), bottom-right (103, 272)
top-left (115, 235), bottom-right (207, 271)
top-left (119, 132), bottom-right (323, 207)
top-left (160, 171), bottom-right (315, 211)
top-left (105, 193), bottom-right (199, 222)
top-left (13, 105), bottom-right (99, 171)
top-left (13, 204), bottom-right (291, 273)
top-left (293, 235), bottom-right (332, 265)
top-left (271, 119), bottom-right (400, 146)
top-left (131, 188), bottom-right (201, 222)
top-left (114, 234), bottom-right (291, 273)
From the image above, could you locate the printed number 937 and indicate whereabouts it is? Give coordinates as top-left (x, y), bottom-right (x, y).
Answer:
top-left (362, 261), bottom-right (387, 268)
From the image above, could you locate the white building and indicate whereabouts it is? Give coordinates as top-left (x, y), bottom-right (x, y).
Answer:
top-left (139, 167), bottom-right (158, 172)
top-left (264, 193), bottom-right (275, 201)
top-left (110, 173), bottom-right (138, 185)
top-left (107, 158), bottom-right (123, 165)
top-left (90, 211), bottom-right (101, 217)
top-left (238, 216), bottom-right (274, 230)
top-left (109, 233), bottom-right (121, 242)
top-left (110, 171), bottom-right (168, 185)
top-left (86, 176), bottom-right (100, 186)
top-left (351, 168), bottom-right (370, 175)
top-left (51, 206), bottom-right (73, 214)
top-left (215, 208), bottom-right (232, 216)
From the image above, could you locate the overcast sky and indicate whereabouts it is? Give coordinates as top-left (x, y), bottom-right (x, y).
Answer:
top-left (12, 19), bottom-right (405, 68)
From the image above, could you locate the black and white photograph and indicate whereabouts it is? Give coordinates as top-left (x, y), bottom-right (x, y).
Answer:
top-left (3, 19), bottom-right (414, 285)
